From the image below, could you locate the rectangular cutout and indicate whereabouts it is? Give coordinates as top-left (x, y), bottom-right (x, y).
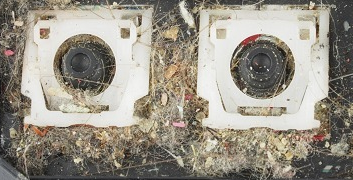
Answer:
top-left (136, 15), bottom-right (142, 37)
top-left (216, 29), bottom-right (226, 39)
top-left (121, 28), bottom-right (130, 39)
top-left (40, 28), bottom-right (50, 39)
top-left (136, 14), bottom-right (142, 27)
top-left (300, 29), bottom-right (310, 40)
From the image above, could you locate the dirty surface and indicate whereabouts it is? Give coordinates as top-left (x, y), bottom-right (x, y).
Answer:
top-left (0, 0), bottom-right (353, 179)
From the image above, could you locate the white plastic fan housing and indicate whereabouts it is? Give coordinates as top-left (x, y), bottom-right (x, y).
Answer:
top-left (21, 7), bottom-right (152, 127)
top-left (197, 6), bottom-right (330, 130)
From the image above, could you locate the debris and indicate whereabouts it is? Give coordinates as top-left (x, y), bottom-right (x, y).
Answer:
top-left (148, 168), bottom-right (159, 173)
top-left (23, 124), bottom-right (29, 132)
top-left (73, 157), bottom-right (83, 164)
top-left (348, 105), bottom-right (353, 117)
top-left (273, 138), bottom-right (287, 153)
top-left (175, 156), bottom-right (184, 167)
top-left (313, 134), bottom-right (325, 141)
top-left (52, 141), bottom-right (63, 150)
top-left (177, 105), bottom-right (184, 119)
top-left (59, 104), bottom-right (90, 113)
top-left (14, 21), bottom-right (24, 27)
top-left (267, 151), bottom-right (275, 163)
top-left (281, 138), bottom-right (288, 146)
top-left (114, 160), bottom-right (122, 168)
top-left (178, 1), bottom-right (195, 28)
top-left (181, 145), bottom-right (186, 153)
top-left (17, 108), bottom-right (30, 118)
top-left (164, 120), bottom-right (170, 127)
top-left (156, 49), bottom-right (166, 64)
top-left (205, 157), bottom-right (214, 168)
top-left (192, 6), bottom-right (201, 14)
top-left (331, 138), bottom-right (349, 156)
top-left (161, 93), bottom-right (168, 106)
top-left (195, 112), bottom-right (205, 121)
top-left (309, 1), bottom-right (315, 10)
top-left (283, 165), bottom-right (292, 174)
top-left (95, 130), bottom-right (110, 142)
top-left (4, 50), bottom-right (15, 56)
top-left (112, 2), bottom-right (118, 8)
top-left (138, 119), bottom-right (156, 133)
top-left (344, 21), bottom-right (351, 31)
top-left (259, 142), bottom-right (266, 149)
top-left (191, 144), bottom-right (197, 156)
top-left (205, 139), bottom-right (218, 152)
top-left (11, 11), bottom-right (15, 23)
top-left (162, 26), bottom-right (179, 41)
top-left (322, 165), bottom-right (333, 173)
top-left (162, 148), bottom-right (184, 167)
top-left (252, 139), bottom-right (257, 145)
top-left (293, 139), bottom-right (310, 159)
top-left (9, 128), bottom-right (18, 138)
top-left (31, 126), bottom-right (48, 137)
top-left (150, 131), bottom-right (157, 139)
top-left (285, 151), bottom-right (294, 160)
top-left (164, 64), bottom-right (178, 79)
top-left (184, 94), bottom-right (193, 100)
top-left (331, 135), bottom-right (349, 156)
top-left (172, 121), bottom-right (186, 128)
top-left (75, 139), bottom-right (83, 147)
top-left (325, 141), bottom-right (330, 148)
top-left (345, 121), bottom-right (350, 127)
